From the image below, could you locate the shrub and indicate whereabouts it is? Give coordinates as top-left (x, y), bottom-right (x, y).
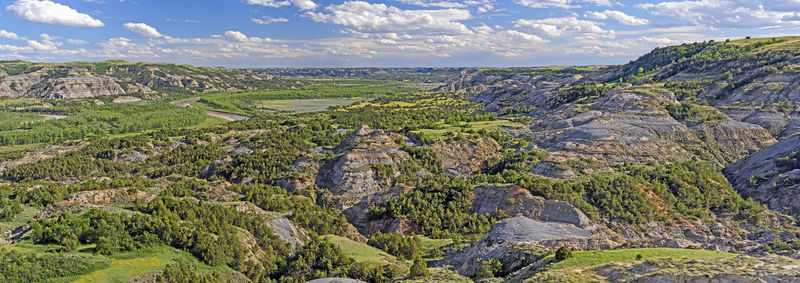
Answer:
top-left (409, 257), bottom-right (428, 278)
top-left (555, 247), bottom-right (573, 261)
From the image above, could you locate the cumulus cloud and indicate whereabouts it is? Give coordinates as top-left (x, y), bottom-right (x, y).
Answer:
top-left (222, 30), bottom-right (271, 43)
top-left (26, 34), bottom-right (61, 51)
top-left (585, 10), bottom-right (649, 25)
top-left (123, 23), bottom-right (164, 38)
top-left (224, 31), bottom-right (250, 42)
top-left (6, 0), bottom-right (104, 27)
top-left (514, 0), bottom-right (613, 9)
top-left (67, 39), bottom-right (88, 45)
top-left (308, 1), bottom-right (472, 35)
top-left (292, 0), bottom-right (318, 10)
top-left (395, 0), bottom-right (468, 8)
top-left (251, 16), bottom-right (289, 24)
top-left (0, 30), bottom-right (25, 40)
top-left (514, 17), bottom-right (615, 39)
top-left (567, 35), bottom-right (698, 57)
top-left (637, 0), bottom-right (800, 29)
top-left (245, 0), bottom-right (291, 8)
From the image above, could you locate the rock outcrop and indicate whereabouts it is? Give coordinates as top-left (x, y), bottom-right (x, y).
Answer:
top-left (316, 125), bottom-right (410, 207)
top-left (432, 138), bottom-right (500, 177)
top-left (441, 216), bottom-right (617, 277)
top-left (0, 61), bottom-right (280, 99)
top-left (726, 134), bottom-right (800, 220)
top-left (472, 185), bottom-right (591, 228)
top-left (444, 72), bottom-right (777, 177)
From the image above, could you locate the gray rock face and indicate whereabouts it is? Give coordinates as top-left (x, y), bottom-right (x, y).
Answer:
top-left (446, 73), bottom-right (777, 177)
top-left (441, 216), bottom-right (616, 277)
top-left (316, 125), bottom-right (410, 207)
top-left (342, 186), bottom-right (417, 236)
top-left (726, 135), bottom-right (800, 220)
top-left (0, 66), bottom-right (150, 99)
top-left (472, 185), bottom-right (591, 228)
top-left (432, 138), bottom-right (500, 177)
top-left (267, 218), bottom-right (306, 250)
top-left (488, 216), bottom-right (592, 242)
top-left (0, 62), bottom-right (270, 99)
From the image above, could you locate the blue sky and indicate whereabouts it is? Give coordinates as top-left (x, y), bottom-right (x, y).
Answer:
top-left (2, 0), bottom-right (800, 67)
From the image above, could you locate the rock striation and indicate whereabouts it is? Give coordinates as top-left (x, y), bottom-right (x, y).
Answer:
top-left (316, 125), bottom-right (410, 207)
top-left (726, 134), bottom-right (800, 220)
top-left (0, 61), bottom-right (279, 99)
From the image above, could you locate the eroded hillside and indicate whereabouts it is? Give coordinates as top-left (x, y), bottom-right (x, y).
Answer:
top-left (1, 37), bottom-right (800, 282)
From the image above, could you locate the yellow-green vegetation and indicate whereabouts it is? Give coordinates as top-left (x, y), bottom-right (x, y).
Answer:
top-left (396, 267), bottom-right (472, 283)
top-left (415, 119), bottom-right (525, 140)
top-left (550, 248), bottom-right (737, 269)
top-left (197, 79), bottom-right (426, 115)
top-left (0, 204), bottom-right (39, 231)
top-left (419, 236), bottom-right (452, 260)
top-left (349, 97), bottom-right (465, 109)
top-left (257, 97), bottom-right (370, 113)
top-left (529, 254), bottom-right (799, 283)
top-left (0, 97), bottom-right (44, 107)
top-left (73, 245), bottom-right (223, 283)
top-left (727, 36), bottom-right (800, 48)
top-left (324, 235), bottom-right (406, 267)
top-left (0, 111), bottom-right (51, 131)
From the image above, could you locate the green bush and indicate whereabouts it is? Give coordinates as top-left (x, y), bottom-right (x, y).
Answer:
top-left (409, 257), bottom-right (429, 278)
top-left (555, 247), bottom-right (573, 261)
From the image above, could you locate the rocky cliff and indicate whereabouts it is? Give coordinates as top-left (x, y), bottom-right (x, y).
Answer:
top-left (726, 134), bottom-right (800, 221)
top-left (0, 60), bottom-right (290, 99)
top-left (444, 71), bottom-right (776, 177)
top-left (316, 125), bottom-right (411, 208)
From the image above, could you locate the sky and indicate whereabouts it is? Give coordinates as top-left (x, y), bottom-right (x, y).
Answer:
top-left (2, 0), bottom-right (800, 67)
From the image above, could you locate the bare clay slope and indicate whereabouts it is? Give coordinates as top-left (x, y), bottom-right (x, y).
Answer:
top-left (0, 60), bottom-right (288, 98)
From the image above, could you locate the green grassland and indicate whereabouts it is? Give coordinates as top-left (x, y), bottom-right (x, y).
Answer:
top-left (197, 79), bottom-right (429, 115)
top-left (0, 204), bottom-right (40, 232)
top-left (256, 97), bottom-right (370, 113)
top-left (0, 243), bottom-right (227, 283)
top-left (0, 111), bottom-right (52, 131)
top-left (324, 235), bottom-right (407, 268)
top-left (727, 36), bottom-right (800, 48)
top-left (0, 100), bottom-right (210, 147)
top-left (419, 236), bottom-right (453, 260)
top-left (550, 248), bottom-right (737, 269)
top-left (73, 245), bottom-right (226, 283)
top-left (415, 119), bottom-right (527, 141)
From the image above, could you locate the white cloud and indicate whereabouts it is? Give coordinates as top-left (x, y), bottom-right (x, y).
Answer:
top-left (514, 17), bottom-right (615, 39)
top-left (222, 31), bottom-right (271, 43)
top-left (395, 0), bottom-right (468, 8)
top-left (566, 35), bottom-right (699, 57)
top-left (27, 39), bottom-right (57, 51)
top-left (292, 0), bottom-right (318, 10)
top-left (123, 23), bottom-right (164, 38)
top-left (636, 0), bottom-right (799, 29)
top-left (0, 30), bottom-right (25, 40)
top-left (251, 16), bottom-right (289, 24)
top-left (224, 31), bottom-right (250, 42)
top-left (476, 3), bottom-right (493, 13)
top-left (6, 0), bottom-right (104, 27)
top-left (585, 10), bottom-right (649, 25)
top-left (27, 34), bottom-right (61, 51)
top-left (308, 1), bottom-right (472, 35)
top-left (67, 39), bottom-right (88, 45)
top-left (514, 0), bottom-right (613, 9)
top-left (245, 0), bottom-right (291, 8)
